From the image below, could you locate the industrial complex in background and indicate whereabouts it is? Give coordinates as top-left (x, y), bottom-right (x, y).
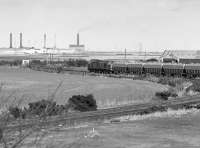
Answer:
top-left (1, 32), bottom-right (200, 63)
top-left (1, 32), bottom-right (85, 55)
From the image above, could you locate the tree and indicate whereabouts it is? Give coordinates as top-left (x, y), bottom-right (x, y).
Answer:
top-left (67, 94), bottom-right (97, 112)
top-left (155, 90), bottom-right (177, 100)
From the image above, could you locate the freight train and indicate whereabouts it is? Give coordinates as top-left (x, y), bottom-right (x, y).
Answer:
top-left (88, 59), bottom-right (200, 78)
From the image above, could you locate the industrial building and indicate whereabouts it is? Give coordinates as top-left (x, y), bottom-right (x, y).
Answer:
top-left (68, 33), bottom-right (85, 53)
top-left (3, 32), bottom-right (200, 64)
top-left (161, 50), bottom-right (200, 64)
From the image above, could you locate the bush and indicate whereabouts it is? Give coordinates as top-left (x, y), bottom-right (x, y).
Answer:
top-left (12, 60), bottom-right (22, 66)
top-left (0, 60), bottom-right (22, 66)
top-left (145, 58), bottom-right (158, 62)
top-left (186, 79), bottom-right (200, 92)
top-left (158, 77), bottom-right (184, 87)
top-left (158, 77), bottom-right (169, 85)
top-left (8, 100), bottom-right (68, 119)
top-left (28, 99), bottom-right (61, 116)
top-left (63, 59), bottom-right (88, 67)
top-left (9, 106), bottom-right (23, 119)
top-left (7, 94), bottom-right (97, 119)
top-left (56, 66), bottom-right (63, 73)
top-left (155, 90), bottom-right (177, 100)
top-left (30, 60), bottom-right (46, 65)
top-left (67, 94), bottom-right (97, 112)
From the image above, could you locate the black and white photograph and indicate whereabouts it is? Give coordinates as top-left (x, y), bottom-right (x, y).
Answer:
top-left (0, 0), bottom-right (200, 147)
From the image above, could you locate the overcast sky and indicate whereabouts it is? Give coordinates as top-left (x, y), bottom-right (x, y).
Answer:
top-left (0, 0), bottom-right (200, 51)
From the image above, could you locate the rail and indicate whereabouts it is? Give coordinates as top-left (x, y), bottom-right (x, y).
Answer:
top-left (4, 95), bottom-right (200, 131)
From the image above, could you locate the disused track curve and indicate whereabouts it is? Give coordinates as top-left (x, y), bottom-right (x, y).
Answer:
top-left (5, 95), bottom-right (200, 131)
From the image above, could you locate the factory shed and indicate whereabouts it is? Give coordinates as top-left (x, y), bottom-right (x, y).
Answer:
top-left (179, 58), bottom-right (200, 64)
top-left (161, 50), bottom-right (200, 64)
top-left (22, 59), bottom-right (30, 66)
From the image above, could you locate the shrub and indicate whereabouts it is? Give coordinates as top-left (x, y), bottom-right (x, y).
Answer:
top-left (12, 60), bottom-right (22, 66)
top-left (30, 60), bottom-right (47, 66)
top-left (28, 99), bottom-right (60, 116)
top-left (155, 90), bottom-right (177, 100)
top-left (63, 59), bottom-right (88, 67)
top-left (158, 77), bottom-right (169, 85)
top-left (67, 94), bottom-right (97, 112)
top-left (168, 80), bottom-right (176, 87)
top-left (155, 91), bottom-right (170, 100)
top-left (56, 66), bottom-right (63, 73)
top-left (7, 94), bottom-right (97, 119)
top-left (9, 106), bottom-right (23, 119)
top-left (0, 60), bottom-right (22, 66)
top-left (145, 58), bottom-right (158, 62)
top-left (158, 77), bottom-right (184, 87)
top-left (8, 100), bottom-right (68, 119)
top-left (186, 79), bottom-right (200, 93)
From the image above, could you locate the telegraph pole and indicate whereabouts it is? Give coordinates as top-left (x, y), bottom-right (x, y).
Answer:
top-left (125, 48), bottom-right (127, 60)
top-left (124, 48), bottom-right (127, 64)
top-left (19, 32), bottom-right (23, 48)
top-left (9, 33), bottom-right (12, 48)
top-left (54, 34), bottom-right (56, 49)
top-left (43, 33), bottom-right (46, 49)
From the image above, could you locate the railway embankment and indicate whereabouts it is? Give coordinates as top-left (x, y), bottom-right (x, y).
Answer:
top-left (4, 94), bottom-right (200, 132)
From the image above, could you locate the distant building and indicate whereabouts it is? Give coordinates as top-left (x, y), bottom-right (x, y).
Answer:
top-left (161, 50), bottom-right (200, 63)
top-left (69, 33), bottom-right (85, 53)
top-left (22, 59), bottom-right (30, 66)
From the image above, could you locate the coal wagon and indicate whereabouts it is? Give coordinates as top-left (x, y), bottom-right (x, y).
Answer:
top-left (184, 64), bottom-right (200, 78)
top-left (143, 63), bottom-right (162, 76)
top-left (112, 63), bottom-right (128, 74)
top-left (162, 64), bottom-right (184, 77)
top-left (126, 63), bottom-right (143, 74)
top-left (88, 59), bottom-right (113, 73)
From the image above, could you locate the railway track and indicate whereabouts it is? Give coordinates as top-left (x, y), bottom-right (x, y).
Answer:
top-left (4, 95), bottom-right (200, 131)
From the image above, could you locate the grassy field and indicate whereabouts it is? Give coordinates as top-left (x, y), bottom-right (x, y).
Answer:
top-left (19, 109), bottom-right (200, 148)
top-left (0, 66), bottom-right (167, 109)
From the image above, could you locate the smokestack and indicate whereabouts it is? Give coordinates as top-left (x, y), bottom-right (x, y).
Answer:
top-left (43, 33), bottom-right (46, 48)
top-left (19, 32), bottom-right (23, 48)
top-left (77, 33), bottom-right (79, 46)
top-left (125, 48), bottom-right (127, 60)
top-left (54, 34), bottom-right (56, 49)
top-left (9, 33), bottom-right (12, 48)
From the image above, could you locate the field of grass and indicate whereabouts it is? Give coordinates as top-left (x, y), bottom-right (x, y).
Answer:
top-left (0, 66), bottom-right (167, 109)
top-left (19, 108), bottom-right (200, 148)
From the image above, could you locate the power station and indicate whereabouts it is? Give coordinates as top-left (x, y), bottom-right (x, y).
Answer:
top-left (9, 32), bottom-right (24, 49)
top-left (69, 33), bottom-right (85, 52)
top-left (7, 32), bottom-right (86, 54)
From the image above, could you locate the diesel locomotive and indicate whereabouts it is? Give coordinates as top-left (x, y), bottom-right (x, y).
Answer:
top-left (88, 59), bottom-right (200, 78)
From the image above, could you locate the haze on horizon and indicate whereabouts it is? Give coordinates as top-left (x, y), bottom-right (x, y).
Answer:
top-left (0, 0), bottom-right (200, 52)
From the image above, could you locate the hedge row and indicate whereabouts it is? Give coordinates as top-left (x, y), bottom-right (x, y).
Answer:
top-left (186, 79), bottom-right (200, 92)
top-left (9, 94), bottom-right (97, 119)
top-left (155, 90), bottom-right (178, 100)
top-left (158, 77), bottom-right (184, 87)
top-left (0, 60), bottom-right (22, 66)
top-left (30, 59), bottom-right (88, 67)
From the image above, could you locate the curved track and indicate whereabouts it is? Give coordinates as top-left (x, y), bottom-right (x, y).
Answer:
top-left (5, 95), bottom-right (200, 131)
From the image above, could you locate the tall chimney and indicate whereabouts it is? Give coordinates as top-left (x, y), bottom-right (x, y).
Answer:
top-left (125, 48), bottom-right (127, 60)
top-left (9, 33), bottom-right (12, 48)
top-left (19, 32), bottom-right (23, 48)
top-left (43, 33), bottom-right (46, 48)
top-left (54, 34), bottom-right (56, 49)
top-left (77, 33), bottom-right (79, 46)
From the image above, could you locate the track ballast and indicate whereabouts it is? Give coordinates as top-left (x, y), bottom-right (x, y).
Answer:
top-left (5, 95), bottom-right (200, 131)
